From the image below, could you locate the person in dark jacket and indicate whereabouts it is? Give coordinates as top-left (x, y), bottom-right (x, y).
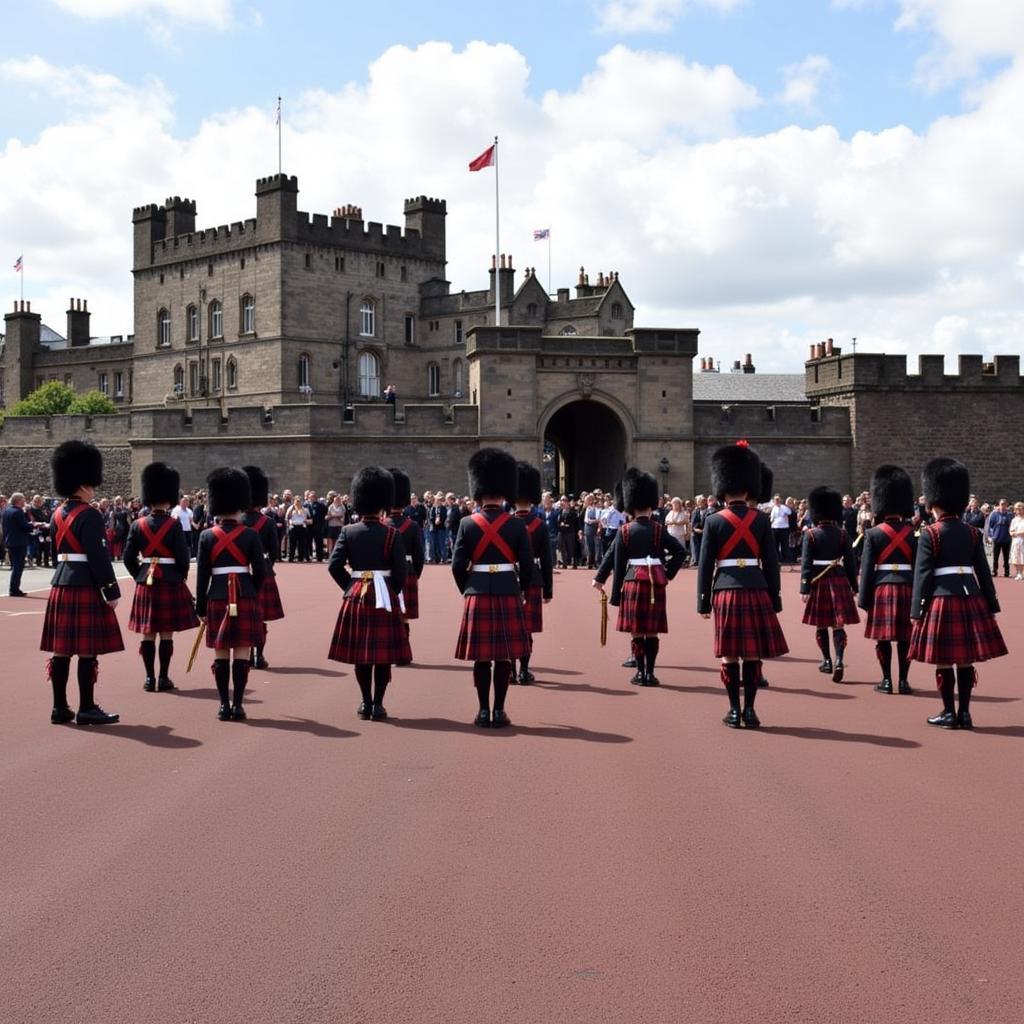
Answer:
top-left (39, 442), bottom-right (123, 725)
top-left (242, 466), bottom-right (285, 670)
top-left (986, 498), bottom-right (1013, 578)
top-left (910, 458), bottom-right (1007, 729)
top-left (123, 462), bottom-right (198, 692)
top-left (195, 468), bottom-right (267, 721)
top-left (858, 465), bottom-right (917, 695)
top-left (452, 449), bottom-right (532, 727)
top-left (555, 497), bottom-right (580, 569)
top-left (328, 467), bottom-right (410, 720)
top-left (512, 461), bottom-right (553, 684)
top-left (2, 493), bottom-right (33, 596)
top-left (801, 486), bottom-right (859, 682)
top-left (750, 462), bottom-right (777, 689)
top-left (697, 443), bottom-right (787, 727)
top-left (387, 468), bottom-right (425, 647)
top-left (595, 468), bottom-right (685, 687)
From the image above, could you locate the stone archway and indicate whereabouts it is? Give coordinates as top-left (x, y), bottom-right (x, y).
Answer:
top-left (543, 398), bottom-right (628, 495)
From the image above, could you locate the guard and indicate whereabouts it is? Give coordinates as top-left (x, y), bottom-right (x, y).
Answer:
top-left (387, 468), bottom-right (425, 646)
top-left (512, 461), bottom-right (553, 684)
top-left (242, 465), bottom-right (285, 670)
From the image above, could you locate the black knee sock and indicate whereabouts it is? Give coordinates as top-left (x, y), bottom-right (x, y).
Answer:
top-left (936, 668), bottom-right (956, 714)
top-left (473, 661), bottom-right (492, 711)
top-left (631, 637), bottom-right (646, 676)
top-left (896, 642), bottom-right (911, 684)
top-left (373, 664), bottom-right (391, 705)
top-left (875, 642), bottom-right (892, 681)
top-left (232, 659), bottom-right (250, 706)
top-left (140, 640), bottom-right (156, 678)
top-left (254, 644), bottom-right (265, 664)
top-left (158, 639), bottom-right (173, 678)
top-left (77, 657), bottom-right (98, 710)
top-left (213, 660), bottom-right (231, 704)
top-left (741, 660), bottom-right (760, 708)
top-left (519, 653), bottom-right (530, 675)
top-left (48, 656), bottom-right (71, 709)
top-left (644, 637), bottom-right (660, 676)
top-left (833, 629), bottom-right (847, 665)
top-left (721, 662), bottom-right (741, 711)
top-left (816, 628), bottom-right (831, 662)
top-left (355, 664), bottom-right (373, 705)
top-left (956, 665), bottom-right (975, 713)
top-left (493, 661), bottom-right (512, 711)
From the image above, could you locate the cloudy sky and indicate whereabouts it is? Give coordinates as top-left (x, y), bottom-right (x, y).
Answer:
top-left (2, 0), bottom-right (1023, 370)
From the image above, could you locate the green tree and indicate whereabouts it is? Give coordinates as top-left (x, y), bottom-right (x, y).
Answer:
top-left (68, 390), bottom-right (117, 415)
top-left (8, 380), bottom-right (76, 416)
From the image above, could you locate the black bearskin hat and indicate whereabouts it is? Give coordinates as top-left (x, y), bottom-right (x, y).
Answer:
top-left (51, 440), bottom-right (103, 497)
top-left (141, 462), bottom-right (180, 507)
top-left (758, 464), bottom-right (775, 505)
top-left (622, 467), bottom-right (659, 514)
top-left (515, 461), bottom-right (542, 506)
top-left (613, 481), bottom-right (625, 514)
top-left (808, 485), bottom-right (843, 524)
top-left (388, 468), bottom-right (411, 509)
top-left (870, 465), bottom-right (914, 519)
top-left (923, 457), bottom-right (970, 516)
top-left (351, 466), bottom-right (395, 516)
top-left (711, 442), bottom-right (761, 502)
top-left (206, 467), bottom-right (251, 517)
top-left (242, 465), bottom-right (269, 508)
top-left (468, 448), bottom-right (517, 502)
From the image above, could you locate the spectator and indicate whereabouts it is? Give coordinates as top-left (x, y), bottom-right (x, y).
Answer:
top-left (769, 494), bottom-right (792, 565)
top-left (987, 498), bottom-right (1013, 578)
top-left (2, 493), bottom-right (33, 597)
top-left (582, 494), bottom-right (601, 569)
top-left (384, 384), bottom-right (397, 405)
top-left (1010, 502), bottom-right (1024, 580)
top-left (556, 494), bottom-right (579, 569)
top-left (325, 493), bottom-right (347, 553)
top-left (690, 494), bottom-right (707, 566)
top-left (28, 494), bottom-right (52, 568)
top-left (665, 497), bottom-right (689, 563)
top-left (287, 496), bottom-right (311, 562)
top-left (171, 496), bottom-right (194, 557)
top-left (444, 492), bottom-right (462, 562)
top-left (305, 490), bottom-right (328, 562)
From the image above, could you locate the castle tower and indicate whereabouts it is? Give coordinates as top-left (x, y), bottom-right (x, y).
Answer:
top-left (164, 196), bottom-right (197, 238)
top-left (403, 196), bottom-right (446, 264)
top-left (132, 203), bottom-right (166, 270)
top-left (3, 300), bottom-right (41, 403)
top-left (255, 173), bottom-right (299, 241)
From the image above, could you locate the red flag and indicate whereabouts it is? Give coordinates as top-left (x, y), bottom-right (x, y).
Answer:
top-left (468, 144), bottom-right (495, 172)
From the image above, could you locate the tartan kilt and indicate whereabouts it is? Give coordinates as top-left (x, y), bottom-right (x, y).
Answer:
top-left (909, 594), bottom-right (1007, 665)
top-left (712, 587), bottom-right (789, 660)
top-left (204, 596), bottom-right (264, 650)
top-left (864, 582), bottom-right (912, 642)
top-left (523, 584), bottom-right (544, 634)
top-left (329, 581), bottom-right (411, 665)
top-left (402, 572), bottom-right (420, 620)
top-left (802, 573), bottom-right (861, 627)
top-left (616, 580), bottom-right (668, 635)
top-left (128, 579), bottom-right (200, 635)
top-left (258, 574), bottom-right (285, 622)
top-left (40, 585), bottom-right (125, 656)
top-left (455, 592), bottom-right (531, 662)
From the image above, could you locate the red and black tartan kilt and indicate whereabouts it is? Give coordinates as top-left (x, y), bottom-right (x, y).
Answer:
top-left (128, 579), bottom-right (200, 635)
top-left (455, 592), bottom-right (530, 662)
top-left (712, 587), bottom-right (789, 660)
top-left (909, 594), bottom-right (1007, 665)
top-left (616, 580), bottom-right (668, 635)
top-left (802, 573), bottom-right (861, 627)
top-left (402, 572), bottom-right (420, 620)
top-left (258, 574), bottom-right (285, 622)
top-left (204, 596), bottom-right (264, 650)
top-left (523, 585), bottom-right (544, 634)
top-left (40, 585), bottom-right (125, 656)
top-left (328, 581), bottom-right (411, 665)
top-left (864, 582), bottom-right (912, 642)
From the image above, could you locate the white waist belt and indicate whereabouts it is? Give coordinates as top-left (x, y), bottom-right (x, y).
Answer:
top-left (877, 563), bottom-right (912, 572)
top-left (470, 563), bottom-right (515, 573)
top-left (212, 566), bottom-right (248, 575)
top-left (355, 569), bottom-right (404, 614)
top-left (717, 558), bottom-right (760, 568)
top-left (935, 566), bottom-right (974, 576)
top-left (58, 553), bottom-right (88, 562)
top-left (627, 557), bottom-right (659, 566)
top-left (812, 559), bottom-right (838, 566)
top-left (146, 557), bottom-right (177, 565)
top-left (406, 555), bottom-right (414, 562)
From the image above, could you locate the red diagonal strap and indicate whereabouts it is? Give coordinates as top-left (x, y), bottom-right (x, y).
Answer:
top-left (253, 513), bottom-right (269, 534)
top-left (397, 518), bottom-right (414, 535)
top-left (718, 508), bottom-right (760, 559)
top-left (54, 503), bottom-right (89, 554)
top-left (470, 511), bottom-right (516, 564)
top-left (877, 522), bottom-right (912, 563)
top-left (525, 517), bottom-right (542, 536)
top-left (211, 524), bottom-right (247, 565)
top-left (383, 525), bottom-right (396, 558)
top-left (139, 515), bottom-right (176, 558)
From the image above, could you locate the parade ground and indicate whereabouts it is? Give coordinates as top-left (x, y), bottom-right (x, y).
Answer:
top-left (2, 562), bottom-right (1023, 1024)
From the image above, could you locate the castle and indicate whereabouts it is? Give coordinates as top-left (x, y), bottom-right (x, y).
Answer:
top-left (2, 172), bottom-right (1020, 500)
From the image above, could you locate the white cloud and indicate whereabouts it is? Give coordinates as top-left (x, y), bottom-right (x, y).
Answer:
top-left (2, 41), bottom-right (1024, 374)
top-left (595, 0), bottom-right (742, 34)
top-left (778, 55), bottom-right (832, 110)
top-left (52, 0), bottom-right (235, 28)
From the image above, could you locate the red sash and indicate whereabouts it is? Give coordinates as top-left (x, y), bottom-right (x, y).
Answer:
top-left (211, 525), bottom-right (247, 565)
top-left (717, 508), bottom-right (760, 559)
top-left (54, 503), bottom-right (89, 554)
top-left (470, 512), bottom-right (516, 564)
top-left (397, 518), bottom-right (414, 535)
top-left (877, 522), bottom-right (912, 563)
top-left (139, 516), bottom-right (176, 558)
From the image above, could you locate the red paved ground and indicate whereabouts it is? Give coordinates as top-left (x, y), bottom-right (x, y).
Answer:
top-left (2, 562), bottom-right (1023, 1024)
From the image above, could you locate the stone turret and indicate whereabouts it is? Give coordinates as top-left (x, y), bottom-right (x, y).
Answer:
top-left (3, 300), bottom-right (41, 403)
top-left (255, 173), bottom-right (299, 242)
top-left (404, 196), bottom-right (446, 264)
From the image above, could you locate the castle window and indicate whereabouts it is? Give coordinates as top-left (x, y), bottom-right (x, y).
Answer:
top-left (173, 364), bottom-right (184, 394)
top-left (360, 300), bottom-right (375, 337)
top-left (376, 261), bottom-right (385, 278)
top-left (427, 362), bottom-right (440, 397)
top-left (559, 325), bottom-right (578, 336)
top-left (455, 319), bottom-right (464, 345)
top-left (305, 253), bottom-right (312, 269)
top-left (187, 304), bottom-right (199, 343)
top-left (453, 358), bottom-right (464, 398)
top-left (241, 294), bottom-right (255, 334)
top-left (210, 300), bottom-right (223, 339)
top-left (159, 273), bottom-right (164, 286)
top-left (114, 371), bottom-right (124, 398)
top-left (207, 263), bottom-right (213, 277)
top-left (335, 256), bottom-right (345, 273)
top-left (527, 303), bottom-right (537, 317)
top-left (400, 265), bottom-right (408, 282)
top-left (157, 308), bottom-right (171, 347)
top-left (212, 359), bottom-right (222, 392)
top-left (611, 302), bottom-right (623, 319)
top-left (240, 257), bottom-right (246, 270)
top-left (98, 372), bottom-right (109, 396)
top-left (358, 351), bottom-right (381, 398)
top-left (189, 362), bottom-right (200, 397)
top-left (298, 353), bottom-right (311, 390)
top-left (227, 358), bottom-right (238, 390)
top-left (404, 316), bottom-right (416, 345)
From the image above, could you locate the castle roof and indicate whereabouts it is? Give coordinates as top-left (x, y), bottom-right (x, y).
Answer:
top-left (692, 372), bottom-right (807, 404)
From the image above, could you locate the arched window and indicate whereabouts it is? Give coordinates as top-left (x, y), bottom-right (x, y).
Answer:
top-left (173, 364), bottom-right (184, 394)
top-left (559, 325), bottom-right (578, 336)
top-left (358, 351), bottom-right (380, 397)
top-left (226, 357), bottom-right (238, 390)
top-left (241, 294), bottom-right (255, 334)
top-left (611, 302), bottom-right (624, 319)
top-left (452, 358), bottom-right (464, 398)
top-left (298, 353), bottom-right (311, 390)
top-left (427, 362), bottom-right (440, 397)
top-left (209, 300), bottom-right (223, 339)
top-left (360, 299), bottom-right (375, 337)
top-left (187, 304), bottom-right (199, 342)
top-left (526, 303), bottom-right (537, 317)
top-left (157, 308), bottom-right (171, 347)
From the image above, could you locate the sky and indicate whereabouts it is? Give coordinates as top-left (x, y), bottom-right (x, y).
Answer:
top-left (2, 0), bottom-right (1023, 372)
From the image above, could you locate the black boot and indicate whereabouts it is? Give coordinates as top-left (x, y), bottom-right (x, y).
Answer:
top-left (253, 643), bottom-right (269, 670)
top-left (473, 661), bottom-right (491, 727)
top-left (371, 664), bottom-right (390, 720)
top-left (492, 661), bottom-right (512, 727)
top-left (157, 638), bottom-right (175, 691)
top-left (355, 664), bottom-right (373, 719)
top-left (214, 659), bottom-right (232, 720)
top-left (76, 658), bottom-right (118, 725)
top-left (741, 660), bottom-right (761, 727)
top-left (231, 659), bottom-right (250, 719)
top-left (140, 640), bottom-right (157, 691)
top-left (874, 642), bottom-right (893, 693)
top-left (518, 652), bottom-right (535, 684)
top-left (832, 629), bottom-right (847, 683)
top-left (816, 629), bottom-right (833, 674)
top-left (642, 637), bottom-right (660, 686)
top-left (48, 656), bottom-right (74, 723)
top-left (630, 638), bottom-right (646, 685)
top-left (957, 665), bottom-right (975, 729)
top-left (721, 663), bottom-right (741, 728)
top-left (927, 668), bottom-right (958, 728)
top-left (896, 642), bottom-right (913, 694)
top-left (757, 661), bottom-right (769, 688)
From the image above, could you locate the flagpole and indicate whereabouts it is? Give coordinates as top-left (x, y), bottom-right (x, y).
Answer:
top-left (547, 232), bottom-right (552, 296)
top-left (493, 135), bottom-right (500, 328)
top-left (277, 97), bottom-right (282, 175)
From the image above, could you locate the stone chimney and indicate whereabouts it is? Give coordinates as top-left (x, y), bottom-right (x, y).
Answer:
top-left (67, 297), bottom-right (91, 348)
top-left (742, 352), bottom-right (755, 374)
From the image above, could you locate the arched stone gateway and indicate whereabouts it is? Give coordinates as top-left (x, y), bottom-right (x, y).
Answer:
top-left (543, 399), bottom-right (628, 494)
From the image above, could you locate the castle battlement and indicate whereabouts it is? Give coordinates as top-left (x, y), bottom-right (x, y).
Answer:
top-left (0, 413), bottom-right (130, 446)
top-left (694, 402), bottom-right (850, 438)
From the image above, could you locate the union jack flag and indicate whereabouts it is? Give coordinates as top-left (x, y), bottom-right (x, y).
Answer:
top-left (13, 255), bottom-right (23, 272)
top-left (533, 229), bottom-right (550, 241)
